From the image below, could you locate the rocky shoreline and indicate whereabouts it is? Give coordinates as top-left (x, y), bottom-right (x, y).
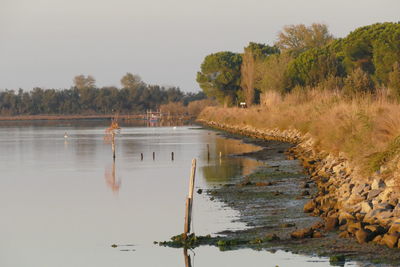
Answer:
top-left (199, 119), bottom-right (400, 250)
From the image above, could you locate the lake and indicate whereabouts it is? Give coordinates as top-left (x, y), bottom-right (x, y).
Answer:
top-left (0, 120), bottom-right (351, 266)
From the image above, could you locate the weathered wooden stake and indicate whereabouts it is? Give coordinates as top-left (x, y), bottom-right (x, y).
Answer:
top-left (184, 198), bottom-right (191, 235)
top-left (171, 152), bottom-right (174, 161)
top-left (219, 151), bottom-right (222, 158)
top-left (184, 158), bottom-right (197, 235)
top-left (153, 152), bottom-right (155, 160)
top-left (111, 132), bottom-right (116, 159)
top-left (207, 144), bottom-right (210, 161)
top-left (183, 248), bottom-right (192, 267)
top-left (140, 153), bottom-right (143, 161)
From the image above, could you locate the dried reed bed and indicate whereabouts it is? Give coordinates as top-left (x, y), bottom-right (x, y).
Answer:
top-left (199, 89), bottom-right (400, 175)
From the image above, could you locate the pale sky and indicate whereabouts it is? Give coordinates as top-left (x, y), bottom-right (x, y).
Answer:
top-left (0, 0), bottom-right (399, 92)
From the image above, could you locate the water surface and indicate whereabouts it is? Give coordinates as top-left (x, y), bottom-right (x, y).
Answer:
top-left (0, 121), bottom-right (346, 266)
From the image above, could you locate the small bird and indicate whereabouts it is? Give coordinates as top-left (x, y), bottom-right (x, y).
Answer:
top-left (64, 132), bottom-right (68, 139)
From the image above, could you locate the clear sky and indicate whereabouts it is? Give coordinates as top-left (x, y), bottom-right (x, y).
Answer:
top-left (0, 0), bottom-right (399, 92)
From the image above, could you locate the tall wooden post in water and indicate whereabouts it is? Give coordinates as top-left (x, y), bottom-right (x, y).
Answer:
top-left (183, 248), bottom-right (192, 267)
top-left (111, 132), bottom-right (116, 160)
top-left (184, 158), bottom-right (196, 235)
top-left (105, 114), bottom-right (120, 160)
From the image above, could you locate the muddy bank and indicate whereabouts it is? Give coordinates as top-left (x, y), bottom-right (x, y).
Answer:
top-left (195, 120), bottom-right (400, 265)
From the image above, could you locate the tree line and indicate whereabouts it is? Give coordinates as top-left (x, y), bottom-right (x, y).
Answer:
top-left (197, 22), bottom-right (400, 106)
top-left (0, 73), bottom-right (205, 116)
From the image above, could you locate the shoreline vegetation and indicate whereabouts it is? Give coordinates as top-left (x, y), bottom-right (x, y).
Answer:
top-left (191, 22), bottom-right (400, 251)
top-left (0, 113), bottom-right (194, 122)
top-left (0, 73), bottom-right (212, 118)
top-left (198, 96), bottom-right (400, 250)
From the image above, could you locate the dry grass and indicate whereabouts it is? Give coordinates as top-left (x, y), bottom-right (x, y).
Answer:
top-left (199, 89), bottom-right (400, 175)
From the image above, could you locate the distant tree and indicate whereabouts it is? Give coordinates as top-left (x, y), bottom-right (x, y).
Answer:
top-left (341, 22), bottom-right (400, 85)
top-left (196, 51), bottom-right (242, 106)
top-left (30, 87), bottom-right (45, 114)
top-left (73, 74), bottom-right (96, 89)
top-left (165, 87), bottom-right (184, 103)
top-left (276, 23), bottom-right (334, 57)
top-left (241, 49), bottom-right (255, 106)
top-left (256, 53), bottom-right (293, 94)
top-left (182, 91), bottom-right (206, 106)
top-left (241, 43), bottom-right (280, 106)
top-left (120, 73), bottom-right (143, 89)
top-left (42, 89), bottom-right (59, 113)
top-left (287, 45), bottom-right (345, 88)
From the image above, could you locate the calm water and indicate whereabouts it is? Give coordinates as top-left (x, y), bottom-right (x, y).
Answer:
top-left (0, 121), bottom-right (355, 267)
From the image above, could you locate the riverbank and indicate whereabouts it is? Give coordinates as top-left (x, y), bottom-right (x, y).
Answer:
top-left (196, 113), bottom-right (400, 262)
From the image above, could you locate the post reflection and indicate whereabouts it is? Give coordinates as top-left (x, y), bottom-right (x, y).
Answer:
top-left (183, 248), bottom-right (193, 267)
top-left (104, 160), bottom-right (121, 194)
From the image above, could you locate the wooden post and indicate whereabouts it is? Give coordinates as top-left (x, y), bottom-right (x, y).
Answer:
top-left (171, 152), bottom-right (174, 161)
top-left (219, 151), bottom-right (222, 158)
top-left (112, 132), bottom-right (116, 159)
top-left (140, 153), bottom-right (143, 161)
top-left (183, 248), bottom-right (192, 267)
top-left (153, 152), bottom-right (155, 160)
top-left (184, 159), bottom-right (196, 235)
top-left (184, 198), bottom-right (191, 235)
top-left (207, 144), bottom-right (210, 161)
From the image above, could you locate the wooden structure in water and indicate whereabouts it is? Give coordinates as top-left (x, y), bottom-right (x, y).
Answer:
top-left (184, 159), bottom-right (197, 235)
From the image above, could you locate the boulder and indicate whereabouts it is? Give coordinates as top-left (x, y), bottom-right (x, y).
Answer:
top-left (338, 211), bottom-right (355, 225)
top-left (355, 213), bottom-right (365, 221)
top-left (363, 209), bottom-right (391, 225)
top-left (372, 235), bottom-right (383, 244)
top-left (311, 221), bottom-right (325, 230)
top-left (371, 178), bottom-right (385, 190)
top-left (347, 194), bottom-right (366, 205)
top-left (312, 208), bottom-right (322, 216)
top-left (388, 219), bottom-right (400, 234)
top-left (290, 228), bottom-right (313, 239)
top-left (352, 183), bottom-right (368, 195)
top-left (324, 216), bottom-right (339, 231)
top-left (355, 229), bottom-right (369, 244)
top-left (375, 210), bottom-right (393, 220)
top-left (381, 233), bottom-right (399, 248)
top-left (368, 189), bottom-right (383, 200)
top-left (347, 222), bottom-right (362, 234)
top-left (332, 163), bottom-right (344, 173)
top-left (360, 201), bottom-right (373, 213)
top-left (374, 202), bottom-right (394, 210)
top-left (389, 196), bottom-right (400, 208)
top-left (320, 199), bottom-right (336, 212)
top-left (364, 224), bottom-right (386, 236)
top-left (312, 231), bottom-right (324, 238)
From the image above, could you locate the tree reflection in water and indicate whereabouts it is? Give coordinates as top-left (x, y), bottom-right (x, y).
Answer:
top-left (104, 161), bottom-right (121, 194)
top-left (202, 136), bottom-right (263, 184)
